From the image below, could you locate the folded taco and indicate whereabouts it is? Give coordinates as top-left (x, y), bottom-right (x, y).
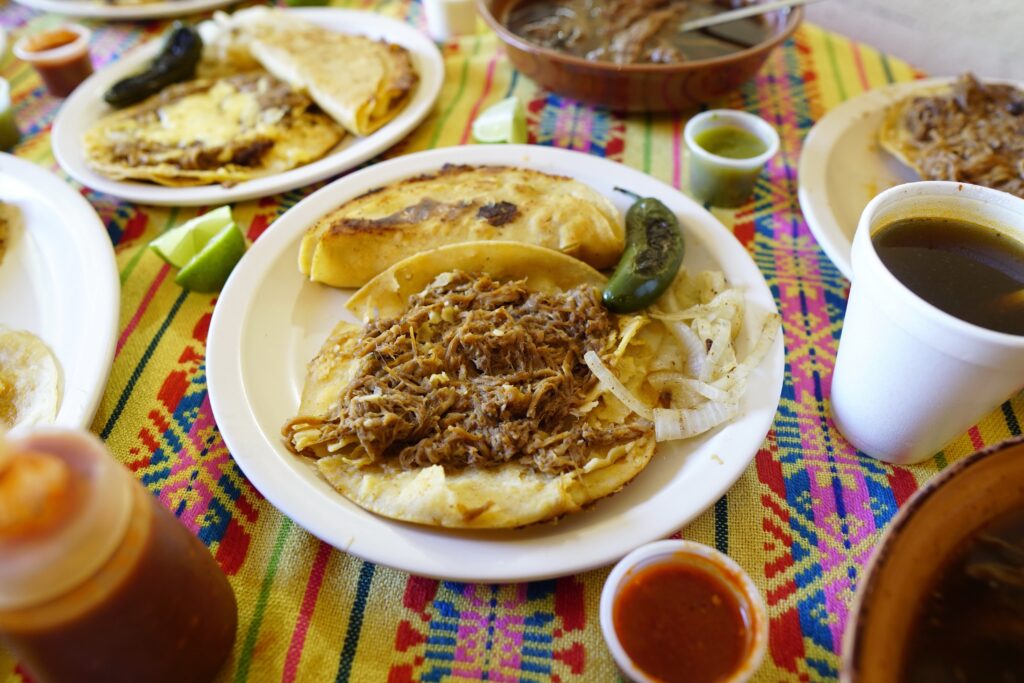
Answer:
top-left (283, 241), bottom-right (658, 529)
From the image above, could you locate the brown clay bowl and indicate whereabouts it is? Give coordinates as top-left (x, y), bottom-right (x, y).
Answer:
top-left (840, 436), bottom-right (1024, 682)
top-left (477, 0), bottom-right (803, 112)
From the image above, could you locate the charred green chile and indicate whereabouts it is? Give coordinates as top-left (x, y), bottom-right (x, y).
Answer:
top-left (602, 189), bottom-right (684, 313)
top-left (103, 23), bottom-right (203, 108)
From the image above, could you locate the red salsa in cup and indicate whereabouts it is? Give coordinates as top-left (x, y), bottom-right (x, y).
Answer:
top-left (613, 561), bottom-right (751, 683)
top-left (14, 26), bottom-right (94, 98)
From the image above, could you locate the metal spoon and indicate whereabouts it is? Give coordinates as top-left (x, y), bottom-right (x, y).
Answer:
top-left (679, 0), bottom-right (828, 34)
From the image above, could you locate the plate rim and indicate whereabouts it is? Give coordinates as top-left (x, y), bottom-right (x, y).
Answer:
top-left (0, 152), bottom-right (119, 432)
top-left (797, 76), bottom-right (1024, 280)
top-left (207, 144), bottom-right (785, 582)
top-left (13, 0), bottom-right (238, 22)
top-left (51, 8), bottom-right (444, 206)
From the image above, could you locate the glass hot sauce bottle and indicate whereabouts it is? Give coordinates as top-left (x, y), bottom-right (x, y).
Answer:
top-left (0, 429), bottom-right (238, 683)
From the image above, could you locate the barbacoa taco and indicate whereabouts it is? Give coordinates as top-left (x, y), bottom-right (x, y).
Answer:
top-left (282, 241), bottom-right (659, 529)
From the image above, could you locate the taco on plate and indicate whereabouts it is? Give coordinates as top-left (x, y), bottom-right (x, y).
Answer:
top-left (283, 241), bottom-right (659, 529)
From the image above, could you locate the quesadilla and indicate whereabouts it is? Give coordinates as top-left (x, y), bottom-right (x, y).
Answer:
top-left (299, 165), bottom-right (626, 288)
top-left (283, 242), bottom-right (657, 529)
top-left (199, 7), bottom-right (417, 136)
top-left (250, 23), bottom-right (416, 136)
top-left (83, 72), bottom-right (344, 187)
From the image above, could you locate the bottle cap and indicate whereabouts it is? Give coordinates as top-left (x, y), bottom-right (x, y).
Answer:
top-left (0, 429), bottom-right (133, 610)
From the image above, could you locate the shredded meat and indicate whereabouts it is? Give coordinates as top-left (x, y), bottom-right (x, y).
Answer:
top-left (507, 0), bottom-right (740, 64)
top-left (898, 73), bottom-right (1024, 198)
top-left (292, 272), bottom-right (650, 474)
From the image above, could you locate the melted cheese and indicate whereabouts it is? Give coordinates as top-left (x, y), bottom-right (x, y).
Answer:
top-left (151, 82), bottom-right (263, 147)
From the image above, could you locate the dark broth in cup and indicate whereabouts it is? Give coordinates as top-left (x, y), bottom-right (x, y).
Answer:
top-left (872, 216), bottom-right (1024, 335)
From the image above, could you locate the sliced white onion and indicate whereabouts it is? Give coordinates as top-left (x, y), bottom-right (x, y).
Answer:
top-left (701, 317), bottom-right (733, 381)
top-left (653, 289), bottom-right (744, 323)
top-left (584, 350), bottom-right (654, 420)
top-left (646, 371), bottom-right (700, 409)
top-left (698, 271), bottom-right (727, 301)
top-left (736, 313), bottom-right (782, 375)
top-left (685, 378), bottom-right (733, 403)
top-left (666, 319), bottom-right (706, 378)
top-left (654, 402), bottom-right (740, 442)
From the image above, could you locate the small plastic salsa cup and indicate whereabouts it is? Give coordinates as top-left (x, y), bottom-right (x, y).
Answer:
top-left (599, 540), bottom-right (768, 683)
top-left (684, 109), bottom-right (779, 208)
top-left (13, 24), bottom-right (93, 98)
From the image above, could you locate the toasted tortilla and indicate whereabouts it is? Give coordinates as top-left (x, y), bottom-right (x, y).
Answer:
top-left (83, 72), bottom-right (344, 187)
top-left (251, 23), bottom-right (416, 136)
top-left (286, 242), bottom-right (657, 529)
top-left (300, 165), bottom-right (625, 289)
top-left (198, 7), bottom-right (417, 136)
top-left (877, 83), bottom-right (948, 172)
top-left (0, 329), bottom-right (61, 431)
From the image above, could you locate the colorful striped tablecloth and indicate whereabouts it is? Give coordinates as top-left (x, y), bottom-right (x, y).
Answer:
top-left (2, 1), bottom-right (1021, 680)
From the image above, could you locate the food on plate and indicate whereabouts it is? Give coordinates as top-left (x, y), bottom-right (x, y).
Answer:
top-left (84, 8), bottom-right (419, 187)
top-left (879, 73), bottom-right (1024, 199)
top-left (472, 96), bottom-right (528, 144)
top-left (283, 241), bottom-right (780, 528)
top-left (150, 205), bottom-right (248, 292)
top-left (299, 164), bottom-right (625, 288)
top-left (247, 17), bottom-right (416, 136)
top-left (872, 216), bottom-right (1024, 335)
top-left (504, 0), bottom-right (773, 65)
top-left (900, 505), bottom-right (1024, 683)
top-left (0, 329), bottom-right (61, 431)
top-left (602, 189), bottom-right (685, 313)
top-left (104, 23), bottom-right (203, 108)
top-left (83, 72), bottom-right (344, 187)
top-left (199, 7), bottom-right (418, 136)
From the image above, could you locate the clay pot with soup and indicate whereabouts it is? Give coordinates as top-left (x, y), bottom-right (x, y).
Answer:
top-left (842, 437), bottom-right (1024, 682)
top-left (478, 0), bottom-right (803, 111)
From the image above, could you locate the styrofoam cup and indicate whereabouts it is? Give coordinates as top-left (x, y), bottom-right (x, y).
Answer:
top-left (830, 181), bottom-right (1024, 465)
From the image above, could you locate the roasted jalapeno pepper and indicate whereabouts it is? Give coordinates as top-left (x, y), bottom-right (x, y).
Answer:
top-left (103, 23), bottom-right (203, 108)
top-left (602, 188), bottom-right (685, 313)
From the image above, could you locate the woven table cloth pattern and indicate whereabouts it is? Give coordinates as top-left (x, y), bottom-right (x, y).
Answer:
top-left (1, 1), bottom-right (1021, 681)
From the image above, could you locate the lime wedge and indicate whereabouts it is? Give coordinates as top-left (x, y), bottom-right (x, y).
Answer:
top-left (151, 206), bottom-right (234, 268)
top-left (174, 222), bottom-right (247, 293)
top-left (472, 96), bottom-right (527, 145)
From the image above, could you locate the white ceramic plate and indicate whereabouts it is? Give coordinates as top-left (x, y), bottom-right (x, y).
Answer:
top-left (0, 153), bottom-right (119, 432)
top-left (14, 0), bottom-right (238, 23)
top-left (52, 9), bottom-right (444, 206)
top-left (207, 145), bottom-right (786, 582)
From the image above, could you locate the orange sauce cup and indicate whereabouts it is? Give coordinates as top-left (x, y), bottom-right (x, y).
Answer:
top-left (13, 24), bottom-right (93, 98)
top-left (600, 540), bottom-right (768, 683)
